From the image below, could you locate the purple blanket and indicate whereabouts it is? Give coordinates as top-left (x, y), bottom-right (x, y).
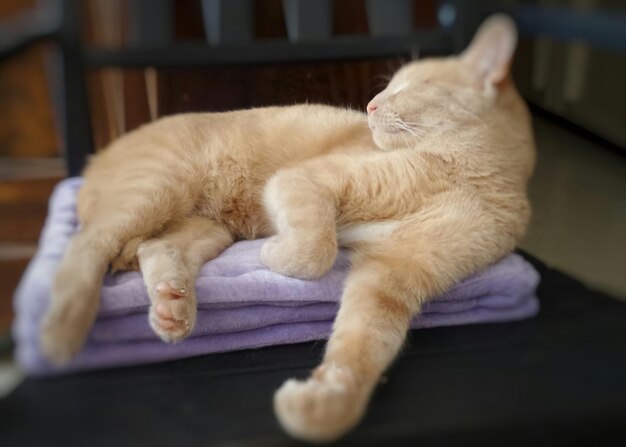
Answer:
top-left (13, 178), bottom-right (540, 376)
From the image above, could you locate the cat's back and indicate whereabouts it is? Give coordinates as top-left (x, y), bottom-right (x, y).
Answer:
top-left (183, 104), bottom-right (372, 164)
top-left (86, 103), bottom-right (369, 176)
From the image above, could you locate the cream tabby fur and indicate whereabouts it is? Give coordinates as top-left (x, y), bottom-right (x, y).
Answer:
top-left (40, 16), bottom-right (534, 442)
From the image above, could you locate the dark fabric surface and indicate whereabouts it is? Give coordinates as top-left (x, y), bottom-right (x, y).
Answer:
top-left (1, 251), bottom-right (625, 446)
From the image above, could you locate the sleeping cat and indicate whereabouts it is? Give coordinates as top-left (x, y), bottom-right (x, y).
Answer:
top-left (40, 16), bottom-right (534, 442)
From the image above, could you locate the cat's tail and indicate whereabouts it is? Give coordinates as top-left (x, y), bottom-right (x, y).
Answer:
top-left (40, 186), bottom-right (184, 365)
top-left (40, 226), bottom-right (117, 364)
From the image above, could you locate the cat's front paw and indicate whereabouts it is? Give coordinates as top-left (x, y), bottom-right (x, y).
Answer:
top-left (149, 280), bottom-right (196, 343)
top-left (274, 364), bottom-right (366, 442)
top-left (260, 234), bottom-right (337, 279)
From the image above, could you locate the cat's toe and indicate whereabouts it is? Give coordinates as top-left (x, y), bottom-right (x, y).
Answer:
top-left (149, 307), bottom-right (193, 342)
top-left (155, 280), bottom-right (187, 299)
top-left (274, 364), bottom-right (365, 442)
top-left (149, 284), bottom-right (196, 343)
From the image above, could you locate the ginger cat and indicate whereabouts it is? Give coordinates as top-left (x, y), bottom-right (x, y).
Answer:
top-left (40, 16), bottom-right (534, 442)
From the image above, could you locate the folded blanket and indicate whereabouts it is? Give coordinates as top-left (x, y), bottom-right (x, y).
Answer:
top-left (13, 178), bottom-right (540, 376)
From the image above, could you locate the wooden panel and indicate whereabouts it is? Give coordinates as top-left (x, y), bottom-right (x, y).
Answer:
top-left (123, 70), bottom-right (152, 133)
top-left (334, 0), bottom-right (369, 35)
top-left (0, 0), bottom-right (35, 16)
top-left (0, 1), bottom-right (59, 158)
top-left (413, 0), bottom-right (438, 29)
top-left (0, 175), bottom-right (60, 332)
top-left (0, 43), bottom-right (59, 159)
top-left (174, 0), bottom-right (206, 41)
top-left (83, 0), bottom-right (439, 150)
top-left (255, 0), bottom-right (288, 38)
top-left (85, 58), bottom-right (406, 149)
top-left (157, 58), bottom-right (405, 117)
top-left (0, 258), bottom-right (30, 333)
top-left (0, 178), bottom-right (61, 242)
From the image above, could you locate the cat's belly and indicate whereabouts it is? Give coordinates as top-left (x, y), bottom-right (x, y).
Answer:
top-left (195, 183), bottom-right (273, 240)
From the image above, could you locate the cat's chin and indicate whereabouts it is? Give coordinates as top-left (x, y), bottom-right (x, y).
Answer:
top-left (372, 129), bottom-right (405, 151)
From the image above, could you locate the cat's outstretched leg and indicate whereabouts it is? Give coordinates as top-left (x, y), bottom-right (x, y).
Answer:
top-left (274, 203), bottom-right (515, 442)
top-left (137, 217), bottom-right (233, 342)
top-left (260, 169), bottom-right (338, 279)
top-left (273, 252), bottom-right (417, 442)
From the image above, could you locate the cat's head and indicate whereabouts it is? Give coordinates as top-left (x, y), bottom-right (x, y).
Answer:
top-left (367, 15), bottom-right (519, 150)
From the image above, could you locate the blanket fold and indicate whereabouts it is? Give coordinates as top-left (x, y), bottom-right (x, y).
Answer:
top-left (13, 178), bottom-right (540, 376)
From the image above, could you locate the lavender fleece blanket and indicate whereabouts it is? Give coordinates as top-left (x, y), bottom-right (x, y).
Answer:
top-left (13, 178), bottom-right (540, 376)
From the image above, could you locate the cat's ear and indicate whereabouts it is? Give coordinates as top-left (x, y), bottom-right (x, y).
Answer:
top-left (461, 14), bottom-right (518, 90)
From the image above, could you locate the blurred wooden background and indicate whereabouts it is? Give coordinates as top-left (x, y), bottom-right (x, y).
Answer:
top-left (0, 0), bottom-right (437, 333)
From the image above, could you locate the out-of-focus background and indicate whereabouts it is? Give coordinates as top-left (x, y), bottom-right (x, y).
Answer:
top-left (0, 0), bottom-right (625, 342)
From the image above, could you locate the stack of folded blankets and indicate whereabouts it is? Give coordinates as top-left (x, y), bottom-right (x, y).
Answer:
top-left (13, 179), bottom-right (540, 376)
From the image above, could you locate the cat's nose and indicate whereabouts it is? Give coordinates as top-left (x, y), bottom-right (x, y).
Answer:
top-left (367, 102), bottom-right (378, 114)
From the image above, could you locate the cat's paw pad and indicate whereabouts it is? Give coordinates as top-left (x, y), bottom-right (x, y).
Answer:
top-left (155, 280), bottom-right (187, 299)
top-left (149, 280), bottom-right (196, 343)
top-left (274, 364), bottom-right (364, 442)
top-left (260, 235), bottom-right (336, 279)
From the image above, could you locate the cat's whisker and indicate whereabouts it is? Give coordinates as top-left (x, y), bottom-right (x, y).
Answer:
top-left (402, 121), bottom-right (441, 129)
top-left (394, 120), bottom-right (428, 135)
top-left (404, 123), bottom-right (429, 133)
top-left (392, 124), bottom-right (411, 136)
top-left (391, 118), bottom-right (434, 133)
top-left (399, 126), bottom-right (424, 137)
top-left (392, 122), bottom-right (425, 138)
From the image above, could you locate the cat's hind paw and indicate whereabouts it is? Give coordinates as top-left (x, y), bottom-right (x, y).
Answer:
top-left (149, 280), bottom-right (196, 343)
